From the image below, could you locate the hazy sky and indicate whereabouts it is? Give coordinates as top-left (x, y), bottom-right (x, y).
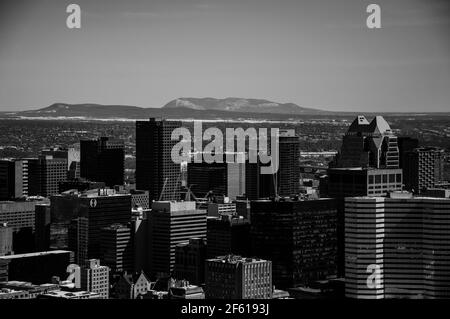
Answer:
top-left (0, 0), bottom-right (448, 112)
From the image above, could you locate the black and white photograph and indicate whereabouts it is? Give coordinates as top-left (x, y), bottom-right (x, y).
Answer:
top-left (0, 0), bottom-right (449, 315)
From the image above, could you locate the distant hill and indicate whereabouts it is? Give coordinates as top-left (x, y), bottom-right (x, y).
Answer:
top-left (2, 99), bottom-right (446, 121)
top-left (3, 98), bottom-right (329, 120)
top-left (163, 97), bottom-right (326, 114)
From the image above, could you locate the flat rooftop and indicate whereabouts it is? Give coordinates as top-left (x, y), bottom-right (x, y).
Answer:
top-left (0, 250), bottom-right (71, 260)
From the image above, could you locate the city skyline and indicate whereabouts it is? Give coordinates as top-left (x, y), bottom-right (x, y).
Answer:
top-left (0, 0), bottom-right (449, 305)
top-left (0, 0), bottom-right (449, 112)
top-left (1, 114), bottom-right (449, 301)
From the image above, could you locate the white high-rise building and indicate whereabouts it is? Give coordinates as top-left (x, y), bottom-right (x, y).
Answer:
top-left (345, 191), bottom-right (450, 299)
top-left (81, 259), bottom-right (110, 299)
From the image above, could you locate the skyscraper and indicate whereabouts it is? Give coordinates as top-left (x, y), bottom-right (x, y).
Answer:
top-left (100, 223), bottom-right (133, 273)
top-left (244, 129), bottom-right (300, 199)
top-left (34, 203), bottom-right (51, 252)
top-left (136, 118), bottom-right (182, 201)
top-left (205, 255), bottom-right (272, 299)
top-left (80, 137), bottom-right (125, 187)
top-left (27, 155), bottom-right (68, 197)
top-left (147, 201), bottom-right (207, 278)
top-left (403, 147), bottom-right (445, 193)
top-left (326, 115), bottom-right (404, 277)
top-left (50, 189), bottom-right (131, 265)
top-left (345, 192), bottom-right (450, 299)
top-left (397, 136), bottom-right (419, 168)
top-left (277, 130), bottom-right (301, 196)
top-left (0, 159), bottom-right (24, 200)
top-left (250, 198), bottom-right (338, 288)
top-left (332, 115), bottom-right (399, 169)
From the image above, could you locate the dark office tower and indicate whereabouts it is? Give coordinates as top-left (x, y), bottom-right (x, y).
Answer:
top-left (277, 130), bottom-right (300, 196)
top-left (333, 115), bottom-right (399, 169)
top-left (188, 163), bottom-right (227, 196)
top-left (205, 255), bottom-right (273, 299)
top-left (100, 223), bottom-right (133, 273)
top-left (136, 118), bottom-right (182, 201)
top-left (244, 130), bottom-right (300, 199)
top-left (403, 147), bottom-right (445, 193)
top-left (0, 159), bottom-right (24, 200)
top-left (80, 137), bottom-right (125, 187)
top-left (0, 223), bottom-right (13, 256)
top-left (50, 189), bottom-right (131, 265)
top-left (207, 215), bottom-right (250, 259)
top-left (174, 238), bottom-right (206, 285)
top-left (250, 198), bottom-right (337, 289)
top-left (34, 204), bottom-right (51, 252)
top-left (245, 161), bottom-right (274, 200)
top-left (27, 155), bottom-right (68, 197)
top-left (187, 161), bottom-right (245, 200)
top-left (147, 201), bottom-right (207, 278)
top-left (397, 137), bottom-right (419, 168)
top-left (345, 192), bottom-right (450, 299)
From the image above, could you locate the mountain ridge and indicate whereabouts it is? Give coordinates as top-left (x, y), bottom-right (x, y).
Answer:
top-left (3, 97), bottom-right (330, 119)
top-left (162, 97), bottom-right (326, 114)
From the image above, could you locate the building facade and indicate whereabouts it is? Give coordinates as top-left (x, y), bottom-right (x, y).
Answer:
top-left (80, 259), bottom-right (109, 299)
top-left (207, 214), bottom-right (250, 259)
top-left (0, 159), bottom-right (24, 200)
top-left (80, 137), bottom-right (125, 187)
top-left (251, 198), bottom-right (338, 288)
top-left (403, 147), bottom-right (445, 193)
top-left (205, 255), bottom-right (272, 299)
top-left (136, 118), bottom-right (182, 201)
top-left (147, 201), bottom-right (207, 278)
top-left (100, 223), bottom-right (133, 273)
top-left (50, 189), bottom-right (131, 264)
top-left (345, 192), bottom-right (450, 299)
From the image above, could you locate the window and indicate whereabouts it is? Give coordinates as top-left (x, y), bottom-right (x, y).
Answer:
top-left (375, 175), bottom-right (381, 184)
top-left (389, 174), bottom-right (395, 183)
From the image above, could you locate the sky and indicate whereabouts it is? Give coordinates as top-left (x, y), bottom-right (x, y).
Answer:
top-left (0, 0), bottom-right (449, 112)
